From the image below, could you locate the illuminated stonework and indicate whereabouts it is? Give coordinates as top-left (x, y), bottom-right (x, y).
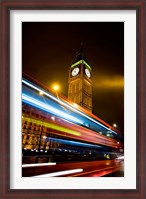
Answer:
top-left (68, 48), bottom-right (92, 112)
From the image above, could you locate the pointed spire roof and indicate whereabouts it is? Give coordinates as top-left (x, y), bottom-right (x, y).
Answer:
top-left (74, 43), bottom-right (86, 62)
top-left (71, 44), bottom-right (92, 70)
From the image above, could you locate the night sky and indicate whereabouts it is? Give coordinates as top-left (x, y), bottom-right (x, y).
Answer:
top-left (22, 22), bottom-right (124, 133)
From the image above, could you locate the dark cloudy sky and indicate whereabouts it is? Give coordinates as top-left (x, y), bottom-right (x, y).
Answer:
top-left (22, 22), bottom-right (124, 133)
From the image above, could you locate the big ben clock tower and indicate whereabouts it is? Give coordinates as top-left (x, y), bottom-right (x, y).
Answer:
top-left (68, 47), bottom-right (92, 112)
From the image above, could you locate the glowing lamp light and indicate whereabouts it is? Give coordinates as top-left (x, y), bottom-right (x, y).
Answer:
top-left (39, 91), bottom-right (44, 95)
top-left (53, 84), bottom-right (59, 91)
top-left (51, 116), bottom-right (55, 120)
top-left (113, 123), bottom-right (117, 128)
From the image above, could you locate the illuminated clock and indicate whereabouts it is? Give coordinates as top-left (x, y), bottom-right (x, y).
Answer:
top-left (72, 67), bottom-right (80, 76)
top-left (85, 68), bottom-right (91, 78)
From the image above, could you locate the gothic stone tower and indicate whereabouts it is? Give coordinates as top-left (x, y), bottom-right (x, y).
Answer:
top-left (68, 47), bottom-right (92, 112)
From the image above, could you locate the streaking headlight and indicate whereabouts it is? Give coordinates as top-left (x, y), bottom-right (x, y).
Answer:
top-left (22, 94), bottom-right (84, 126)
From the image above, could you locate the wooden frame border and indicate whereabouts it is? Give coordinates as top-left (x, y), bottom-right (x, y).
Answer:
top-left (0, 0), bottom-right (145, 198)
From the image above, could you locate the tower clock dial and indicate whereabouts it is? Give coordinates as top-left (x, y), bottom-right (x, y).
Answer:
top-left (72, 67), bottom-right (80, 76)
top-left (85, 68), bottom-right (91, 78)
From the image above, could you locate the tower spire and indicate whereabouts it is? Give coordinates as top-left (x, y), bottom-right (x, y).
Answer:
top-left (70, 44), bottom-right (92, 70)
top-left (68, 45), bottom-right (92, 112)
top-left (74, 43), bottom-right (86, 62)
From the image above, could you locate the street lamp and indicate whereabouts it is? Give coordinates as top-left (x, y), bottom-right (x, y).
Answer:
top-left (52, 84), bottom-right (60, 101)
top-left (113, 123), bottom-right (117, 128)
top-left (39, 90), bottom-right (44, 95)
top-left (53, 84), bottom-right (59, 91)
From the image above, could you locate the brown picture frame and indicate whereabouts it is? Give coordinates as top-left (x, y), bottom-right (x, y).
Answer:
top-left (0, 0), bottom-right (145, 198)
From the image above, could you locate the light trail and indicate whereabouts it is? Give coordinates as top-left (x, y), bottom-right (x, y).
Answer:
top-left (33, 169), bottom-right (83, 177)
top-left (116, 156), bottom-right (124, 160)
top-left (22, 79), bottom-right (118, 135)
top-left (71, 166), bottom-right (118, 177)
top-left (22, 116), bottom-right (81, 136)
top-left (22, 94), bottom-right (83, 127)
top-left (45, 137), bottom-right (102, 148)
top-left (22, 163), bottom-right (56, 167)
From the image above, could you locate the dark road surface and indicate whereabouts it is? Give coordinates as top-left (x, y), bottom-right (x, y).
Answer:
top-left (104, 160), bottom-right (124, 177)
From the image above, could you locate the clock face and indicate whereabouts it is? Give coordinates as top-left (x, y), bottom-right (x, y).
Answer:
top-left (72, 67), bottom-right (80, 76)
top-left (85, 68), bottom-right (91, 78)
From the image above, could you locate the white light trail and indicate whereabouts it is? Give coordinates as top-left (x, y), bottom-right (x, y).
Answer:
top-left (33, 168), bottom-right (83, 177)
top-left (22, 94), bottom-right (83, 125)
top-left (22, 163), bottom-right (56, 168)
top-left (116, 156), bottom-right (124, 160)
top-left (22, 79), bottom-right (118, 135)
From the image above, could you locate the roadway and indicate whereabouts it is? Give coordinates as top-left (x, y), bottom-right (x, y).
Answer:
top-left (104, 160), bottom-right (124, 177)
top-left (22, 159), bottom-right (124, 177)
